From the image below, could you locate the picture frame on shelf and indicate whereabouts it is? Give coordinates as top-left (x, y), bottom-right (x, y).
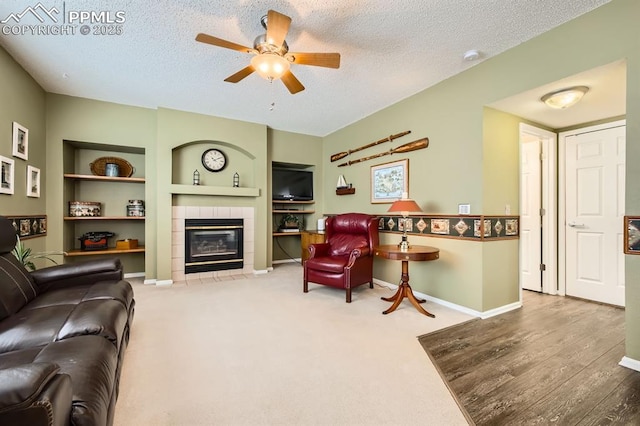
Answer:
top-left (27, 165), bottom-right (40, 198)
top-left (12, 122), bottom-right (28, 160)
top-left (370, 158), bottom-right (408, 204)
top-left (624, 216), bottom-right (640, 254)
top-left (0, 155), bottom-right (15, 195)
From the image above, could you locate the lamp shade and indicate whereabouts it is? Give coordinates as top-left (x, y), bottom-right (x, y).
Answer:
top-left (388, 196), bottom-right (422, 216)
top-left (251, 53), bottom-right (290, 81)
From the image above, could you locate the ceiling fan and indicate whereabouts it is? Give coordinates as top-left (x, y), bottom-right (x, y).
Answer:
top-left (196, 10), bottom-right (340, 94)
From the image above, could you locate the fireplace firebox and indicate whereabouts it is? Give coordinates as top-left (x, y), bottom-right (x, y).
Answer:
top-left (184, 218), bottom-right (243, 274)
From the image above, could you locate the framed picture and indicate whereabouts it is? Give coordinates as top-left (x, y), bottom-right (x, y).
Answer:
top-left (624, 216), bottom-right (640, 254)
top-left (27, 165), bottom-right (40, 198)
top-left (0, 155), bottom-right (15, 195)
top-left (370, 159), bottom-right (408, 203)
top-left (12, 122), bottom-right (28, 160)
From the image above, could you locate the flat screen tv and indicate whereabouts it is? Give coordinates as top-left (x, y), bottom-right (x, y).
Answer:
top-left (272, 168), bottom-right (313, 201)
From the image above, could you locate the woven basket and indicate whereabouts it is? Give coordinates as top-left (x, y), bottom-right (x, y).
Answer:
top-left (90, 157), bottom-right (134, 177)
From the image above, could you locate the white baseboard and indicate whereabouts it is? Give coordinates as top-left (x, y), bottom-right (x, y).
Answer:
top-left (272, 258), bottom-right (301, 265)
top-left (124, 272), bottom-right (145, 279)
top-left (478, 301), bottom-right (522, 319)
top-left (372, 278), bottom-right (521, 319)
top-left (253, 268), bottom-right (270, 275)
top-left (143, 279), bottom-right (156, 285)
top-left (155, 279), bottom-right (173, 286)
top-left (619, 356), bottom-right (640, 372)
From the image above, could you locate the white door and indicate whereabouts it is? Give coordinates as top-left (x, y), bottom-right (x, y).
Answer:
top-left (520, 138), bottom-right (542, 292)
top-left (565, 125), bottom-right (625, 306)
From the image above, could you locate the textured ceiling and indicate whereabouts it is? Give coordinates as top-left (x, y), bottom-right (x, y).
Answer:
top-left (0, 0), bottom-right (611, 136)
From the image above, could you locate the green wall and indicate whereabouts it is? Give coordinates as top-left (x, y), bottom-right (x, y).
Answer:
top-left (0, 45), bottom-right (47, 261)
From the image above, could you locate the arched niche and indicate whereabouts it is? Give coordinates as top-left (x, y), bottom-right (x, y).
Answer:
top-left (171, 140), bottom-right (256, 187)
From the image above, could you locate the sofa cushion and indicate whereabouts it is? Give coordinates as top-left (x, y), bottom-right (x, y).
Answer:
top-left (0, 298), bottom-right (128, 355)
top-left (0, 305), bottom-right (73, 354)
top-left (56, 300), bottom-right (127, 349)
top-left (0, 254), bottom-right (39, 321)
top-left (305, 255), bottom-right (349, 273)
top-left (25, 280), bottom-right (133, 312)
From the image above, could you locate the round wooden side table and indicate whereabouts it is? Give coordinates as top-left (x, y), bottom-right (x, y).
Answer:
top-left (374, 245), bottom-right (440, 317)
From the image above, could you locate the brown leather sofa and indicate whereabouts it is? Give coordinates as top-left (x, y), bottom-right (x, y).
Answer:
top-left (0, 216), bottom-right (134, 426)
top-left (303, 213), bottom-right (379, 302)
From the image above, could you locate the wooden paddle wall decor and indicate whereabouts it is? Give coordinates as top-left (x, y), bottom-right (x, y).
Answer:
top-left (330, 131), bottom-right (411, 162)
top-left (337, 138), bottom-right (429, 167)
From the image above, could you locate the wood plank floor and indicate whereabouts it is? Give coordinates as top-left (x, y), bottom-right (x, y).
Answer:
top-left (419, 291), bottom-right (640, 425)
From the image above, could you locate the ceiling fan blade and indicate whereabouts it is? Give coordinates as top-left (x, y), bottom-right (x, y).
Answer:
top-left (281, 70), bottom-right (305, 94)
top-left (196, 33), bottom-right (255, 54)
top-left (266, 10), bottom-right (291, 47)
top-left (286, 52), bottom-right (341, 69)
top-left (224, 65), bottom-right (255, 83)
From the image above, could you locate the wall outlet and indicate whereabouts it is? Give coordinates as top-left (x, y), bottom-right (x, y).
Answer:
top-left (505, 204), bottom-right (511, 215)
top-left (458, 204), bottom-right (471, 215)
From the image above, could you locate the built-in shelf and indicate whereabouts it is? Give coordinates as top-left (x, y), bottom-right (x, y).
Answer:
top-left (63, 173), bottom-right (145, 183)
top-left (170, 184), bottom-right (260, 197)
top-left (65, 247), bottom-right (146, 257)
top-left (272, 200), bottom-right (316, 238)
top-left (272, 210), bottom-right (315, 214)
top-left (64, 216), bottom-right (145, 221)
top-left (273, 200), bottom-right (315, 204)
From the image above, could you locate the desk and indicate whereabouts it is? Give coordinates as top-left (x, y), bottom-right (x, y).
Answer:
top-left (374, 245), bottom-right (440, 317)
top-left (300, 230), bottom-right (326, 262)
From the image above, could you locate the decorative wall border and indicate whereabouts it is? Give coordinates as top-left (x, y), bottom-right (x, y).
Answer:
top-left (4, 215), bottom-right (47, 239)
top-left (624, 216), bottom-right (640, 254)
top-left (377, 215), bottom-right (519, 241)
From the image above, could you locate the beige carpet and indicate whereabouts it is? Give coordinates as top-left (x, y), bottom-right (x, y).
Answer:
top-left (114, 263), bottom-right (473, 425)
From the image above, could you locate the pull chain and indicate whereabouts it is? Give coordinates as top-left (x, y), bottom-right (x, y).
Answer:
top-left (269, 78), bottom-right (276, 111)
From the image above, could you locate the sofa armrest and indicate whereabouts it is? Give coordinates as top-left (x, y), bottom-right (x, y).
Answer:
top-left (308, 243), bottom-right (330, 259)
top-left (346, 247), bottom-right (369, 267)
top-left (0, 363), bottom-right (72, 426)
top-left (31, 258), bottom-right (123, 292)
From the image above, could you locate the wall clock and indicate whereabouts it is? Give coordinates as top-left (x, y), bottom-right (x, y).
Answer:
top-left (201, 148), bottom-right (227, 172)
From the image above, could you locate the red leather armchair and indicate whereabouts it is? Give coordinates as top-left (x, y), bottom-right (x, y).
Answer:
top-left (303, 213), bottom-right (379, 302)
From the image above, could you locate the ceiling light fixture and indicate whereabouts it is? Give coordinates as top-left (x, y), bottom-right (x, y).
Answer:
top-left (541, 86), bottom-right (589, 109)
top-left (250, 53), bottom-right (290, 81)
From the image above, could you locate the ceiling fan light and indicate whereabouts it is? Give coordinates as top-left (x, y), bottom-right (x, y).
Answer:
top-left (541, 86), bottom-right (589, 109)
top-left (251, 53), bottom-right (290, 81)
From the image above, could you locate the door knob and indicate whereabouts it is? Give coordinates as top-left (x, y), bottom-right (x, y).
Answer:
top-left (568, 222), bottom-right (585, 227)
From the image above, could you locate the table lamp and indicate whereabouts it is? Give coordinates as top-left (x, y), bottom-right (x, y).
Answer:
top-left (387, 192), bottom-right (422, 251)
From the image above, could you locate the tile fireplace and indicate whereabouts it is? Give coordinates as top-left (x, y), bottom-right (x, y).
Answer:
top-left (172, 206), bottom-right (255, 282)
top-left (184, 218), bottom-right (243, 274)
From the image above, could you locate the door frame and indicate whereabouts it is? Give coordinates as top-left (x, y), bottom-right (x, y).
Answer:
top-left (558, 119), bottom-right (626, 297)
top-left (519, 123), bottom-right (558, 297)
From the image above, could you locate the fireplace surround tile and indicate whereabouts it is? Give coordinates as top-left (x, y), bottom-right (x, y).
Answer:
top-left (171, 205), bottom-right (255, 283)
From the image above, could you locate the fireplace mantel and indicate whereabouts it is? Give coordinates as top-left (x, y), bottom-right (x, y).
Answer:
top-left (170, 184), bottom-right (260, 197)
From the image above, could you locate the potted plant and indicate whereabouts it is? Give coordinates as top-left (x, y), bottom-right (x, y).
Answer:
top-left (11, 235), bottom-right (66, 271)
top-left (280, 214), bottom-right (301, 230)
